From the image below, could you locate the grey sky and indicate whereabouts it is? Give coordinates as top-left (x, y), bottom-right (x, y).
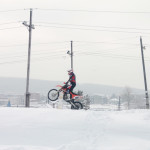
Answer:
top-left (0, 0), bottom-right (150, 89)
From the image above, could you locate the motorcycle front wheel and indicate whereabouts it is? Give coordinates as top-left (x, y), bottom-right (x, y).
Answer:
top-left (48, 89), bottom-right (59, 101)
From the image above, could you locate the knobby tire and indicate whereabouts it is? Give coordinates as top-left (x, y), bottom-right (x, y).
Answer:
top-left (71, 102), bottom-right (83, 110)
top-left (48, 89), bottom-right (59, 101)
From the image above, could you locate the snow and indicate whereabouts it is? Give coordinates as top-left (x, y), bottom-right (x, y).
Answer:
top-left (0, 107), bottom-right (150, 150)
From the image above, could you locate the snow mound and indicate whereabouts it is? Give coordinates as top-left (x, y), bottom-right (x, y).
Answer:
top-left (0, 108), bottom-right (150, 150)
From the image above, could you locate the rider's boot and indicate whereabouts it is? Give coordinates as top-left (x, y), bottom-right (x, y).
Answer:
top-left (70, 93), bottom-right (73, 99)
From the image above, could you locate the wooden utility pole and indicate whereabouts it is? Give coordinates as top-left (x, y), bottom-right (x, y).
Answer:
top-left (23, 9), bottom-right (35, 107)
top-left (140, 36), bottom-right (149, 109)
top-left (71, 41), bottom-right (73, 70)
top-left (67, 41), bottom-right (73, 70)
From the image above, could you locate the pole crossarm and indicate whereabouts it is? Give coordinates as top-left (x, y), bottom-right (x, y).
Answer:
top-left (22, 21), bottom-right (35, 29)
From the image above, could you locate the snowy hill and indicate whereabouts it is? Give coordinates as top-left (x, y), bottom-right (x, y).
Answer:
top-left (0, 77), bottom-right (144, 96)
top-left (0, 107), bottom-right (150, 150)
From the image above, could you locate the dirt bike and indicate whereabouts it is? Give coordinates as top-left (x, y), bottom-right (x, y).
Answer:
top-left (48, 82), bottom-right (83, 110)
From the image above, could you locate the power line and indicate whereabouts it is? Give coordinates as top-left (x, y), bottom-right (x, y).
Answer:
top-left (74, 41), bottom-right (139, 46)
top-left (0, 40), bottom-right (139, 48)
top-left (0, 26), bottom-right (23, 30)
top-left (0, 54), bottom-right (67, 65)
top-left (75, 51), bottom-right (140, 58)
top-left (36, 24), bottom-right (150, 35)
top-left (1, 8), bottom-right (150, 14)
top-left (1, 45), bottom-right (150, 64)
top-left (0, 46), bottom-right (140, 60)
top-left (0, 22), bottom-right (21, 26)
top-left (0, 51), bottom-right (149, 65)
top-left (0, 41), bottom-right (68, 48)
top-left (37, 8), bottom-right (150, 14)
top-left (1, 45), bottom-right (150, 65)
top-left (0, 9), bottom-right (30, 13)
top-left (35, 22), bottom-right (150, 31)
top-left (74, 51), bottom-right (150, 61)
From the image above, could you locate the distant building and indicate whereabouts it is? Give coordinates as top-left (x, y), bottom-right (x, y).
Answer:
top-left (91, 94), bottom-right (108, 104)
top-left (30, 93), bottom-right (41, 106)
top-left (30, 93), bottom-right (40, 101)
top-left (0, 94), bottom-right (24, 106)
top-left (0, 98), bottom-right (9, 106)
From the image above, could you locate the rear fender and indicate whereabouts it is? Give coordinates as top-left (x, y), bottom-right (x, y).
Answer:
top-left (70, 92), bottom-right (82, 99)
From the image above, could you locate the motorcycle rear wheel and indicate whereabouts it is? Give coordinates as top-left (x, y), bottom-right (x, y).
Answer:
top-left (71, 102), bottom-right (83, 110)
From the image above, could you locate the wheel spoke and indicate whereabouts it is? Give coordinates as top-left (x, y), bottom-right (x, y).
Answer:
top-left (48, 89), bottom-right (59, 101)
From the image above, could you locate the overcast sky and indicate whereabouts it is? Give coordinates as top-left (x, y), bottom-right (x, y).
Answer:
top-left (1, 0), bottom-right (150, 89)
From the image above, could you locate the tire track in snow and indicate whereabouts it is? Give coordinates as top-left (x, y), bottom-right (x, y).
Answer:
top-left (57, 111), bottom-right (111, 150)
top-left (82, 111), bottom-right (111, 149)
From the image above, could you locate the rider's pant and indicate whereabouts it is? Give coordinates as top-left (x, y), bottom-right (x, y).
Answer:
top-left (69, 82), bottom-right (76, 99)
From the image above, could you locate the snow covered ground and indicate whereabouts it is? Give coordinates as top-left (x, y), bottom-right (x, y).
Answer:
top-left (0, 107), bottom-right (150, 150)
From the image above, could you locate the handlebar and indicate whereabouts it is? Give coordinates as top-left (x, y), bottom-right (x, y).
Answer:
top-left (64, 81), bottom-right (69, 85)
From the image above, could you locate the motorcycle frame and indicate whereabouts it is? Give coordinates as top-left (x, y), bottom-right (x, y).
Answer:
top-left (56, 84), bottom-right (82, 100)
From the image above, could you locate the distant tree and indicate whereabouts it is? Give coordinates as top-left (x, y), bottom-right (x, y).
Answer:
top-left (76, 90), bottom-right (90, 109)
top-left (83, 95), bottom-right (90, 109)
top-left (110, 93), bottom-right (117, 99)
top-left (132, 94), bottom-right (145, 109)
top-left (121, 87), bottom-right (132, 109)
top-left (77, 90), bottom-right (83, 96)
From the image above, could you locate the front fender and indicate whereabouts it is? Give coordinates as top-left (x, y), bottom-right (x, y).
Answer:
top-left (56, 85), bottom-right (62, 88)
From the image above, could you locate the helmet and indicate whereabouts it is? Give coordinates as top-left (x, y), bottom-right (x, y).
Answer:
top-left (68, 69), bottom-right (73, 75)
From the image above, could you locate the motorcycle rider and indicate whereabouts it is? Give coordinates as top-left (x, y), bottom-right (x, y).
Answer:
top-left (66, 69), bottom-right (76, 98)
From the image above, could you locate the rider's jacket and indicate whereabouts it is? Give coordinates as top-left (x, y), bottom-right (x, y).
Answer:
top-left (69, 72), bottom-right (76, 83)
